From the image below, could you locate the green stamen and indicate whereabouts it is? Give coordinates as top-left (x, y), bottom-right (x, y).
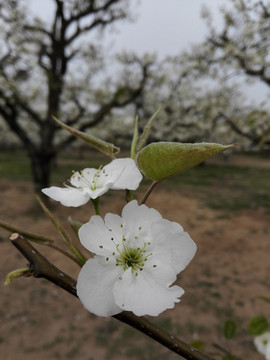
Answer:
top-left (90, 166), bottom-right (103, 191)
top-left (115, 237), bottom-right (152, 272)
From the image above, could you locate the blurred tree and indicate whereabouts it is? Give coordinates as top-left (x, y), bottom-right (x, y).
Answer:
top-left (122, 0), bottom-right (269, 150)
top-left (90, 0), bottom-right (270, 152)
top-left (175, 0), bottom-right (270, 149)
top-left (0, 0), bottom-right (151, 191)
top-left (107, 0), bottom-right (270, 151)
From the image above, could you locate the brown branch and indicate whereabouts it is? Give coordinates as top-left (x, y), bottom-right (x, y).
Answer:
top-left (0, 92), bottom-right (35, 151)
top-left (259, 1), bottom-right (270, 18)
top-left (140, 180), bottom-right (160, 205)
top-left (10, 234), bottom-right (215, 360)
top-left (66, 0), bottom-right (126, 45)
top-left (11, 233), bottom-right (77, 295)
top-left (56, 60), bottom-right (151, 151)
top-left (217, 112), bottom-right (257, 142)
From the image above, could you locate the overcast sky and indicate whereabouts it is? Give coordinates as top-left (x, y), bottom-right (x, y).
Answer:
top-left (27, 0), bottom-right (226, 57)
top-left (103, 0), bottom-right (226, 57)
top-left (26, 0), bottom-right (269, 105)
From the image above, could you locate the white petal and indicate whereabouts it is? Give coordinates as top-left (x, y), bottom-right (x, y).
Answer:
top-left (70, 169), bottom-right (95, 188)
top-left (254, 332), bottom-right (270, 357)
top-left (81, 168), bottom-right (115, 197)
top-left (107, 158), bottom-right (143, 190)
top-left (150, 219), bottom-right (197, 273)
top-left (78, 216), bottom-right (117, 255)
top-left (77, 256), bottom-right (122, 317)
top-left (113, 268), bottom-right (184, 316)
top-left (266, 345), bottom-right (270, 360)
top-left (145, 256), bottom-right (178, 285)
top-left (41, 186), bottom-right (90, 207)
top-left (121, 200), bottom-right (162, 243)
top-left (104, 213), bottom-right (125, 244)
top-left (85, 183), bottom-right (112, 199)
top-left (70, 169), bottom-right (113, 199)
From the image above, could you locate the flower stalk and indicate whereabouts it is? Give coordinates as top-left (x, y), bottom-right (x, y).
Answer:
top-left (35, 195), bottom-right (86, 265)
top-left (140, 180), bottom-right (160, 204)
top-left (91, 198), bottom-right (100, 215)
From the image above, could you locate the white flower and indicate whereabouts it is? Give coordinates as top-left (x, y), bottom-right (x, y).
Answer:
top-left (42, 158), bottom-right (142, 207)
top-left (254, 332), bottom-right (270, 360)
top-left (77, 200), bottom-right (197, 317)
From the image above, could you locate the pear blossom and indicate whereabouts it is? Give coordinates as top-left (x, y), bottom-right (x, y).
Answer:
top-left (76, 200), bottom-right (197, 317)
top-left (42, 158), bottom-right (142, 207)
top-left (254, 332), bottom-right (270, 360)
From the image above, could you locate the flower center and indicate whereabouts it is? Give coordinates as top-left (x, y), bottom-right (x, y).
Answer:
top-left (71, 166), bottom-right (107, 191)
top-left (115, 238), bottom-right (152, 272)
top-left (90, 167), bottom-right (103, 191)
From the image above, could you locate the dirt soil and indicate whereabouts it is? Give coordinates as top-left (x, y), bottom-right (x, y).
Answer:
top-left (0, 162), bottom-right (269, 360)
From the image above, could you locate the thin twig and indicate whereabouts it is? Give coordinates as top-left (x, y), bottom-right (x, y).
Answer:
top-left (10, 234), bottom-right (215, 360)
top-left (0, 219), bottom-right (55, 243)
top-left (140, 180), bottom-right (160, 205)
top-left (10, 233), bottom-right (77, 295)
top-left (35, 195), bottom-right (86, 264)
top-left (0, 220), bottom-right (81, 266)
top-left (212, 343), bottom-right (242, 360)
top-left (47, 243), bottom-right (82, 267)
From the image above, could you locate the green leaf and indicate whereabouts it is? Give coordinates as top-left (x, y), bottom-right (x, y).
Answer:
top-left (189, 340), bottom-right (205, 351)
top-left (136, 108), bottom-right (161, 152)
top-left (130, 115), bottom-right (139, 160)
top-left (248, 315), bottom-right (269, 335)
top-left (52, 116), bottom-right (120, 156)
top-left (224, 319), bottom-right (237, 339)
top-left (256, 296), bottom-right (270, 304)
top-left (5, 267), bottom-right (31, 285)
top-left (136, 141), bottom-right (234, 181)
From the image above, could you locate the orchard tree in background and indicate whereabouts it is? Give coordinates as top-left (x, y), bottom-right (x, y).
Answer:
top-left (0, 0), bottom-right (151, 191)
top-left (117, 52), bottom-right (269, 150)
top-left (107, 0), bottom-right (270, 151)
top-left (176, 0), bottom-right (270, 149)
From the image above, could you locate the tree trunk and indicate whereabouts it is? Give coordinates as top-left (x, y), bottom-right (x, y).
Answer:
top-left (29, 151), bottom-right (55, 193)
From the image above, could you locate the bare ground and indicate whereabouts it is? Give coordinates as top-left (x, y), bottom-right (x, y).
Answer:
top-left (0, 163), bottom-right (269, 360)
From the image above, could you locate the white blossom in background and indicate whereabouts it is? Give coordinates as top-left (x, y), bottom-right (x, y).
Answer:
top-left (254, 332), bottom-right (270, 360)
top-left (42, 158), bottom-right (142, 207)
top-left (77, 200), bottom-right (197, 317)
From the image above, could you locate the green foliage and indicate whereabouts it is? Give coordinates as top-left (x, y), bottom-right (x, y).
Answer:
top-left (256, 296), bottom-right (270, 304)
top-left (223, 319), bottom-right (237, 340)
top-left (136, 142), bottom-right (233, 181)
top-left (5, 266), bottom-right (31, 285)
top-left (169, 161), bottom-right (270, 212)
top-left (0, 149), bottom-right (107, 182)
top-left (2, 150), bottom-right (270, 212)
top-left (222, 355), bottom-right (236, 360)
top-left (189, 340), bottom-right (205, 351)
top-left (136, 108), bottom-right (161, 153)
top-left (248, 315), bottom-right (269, 336)
top-left (130, 115), bottom-right (139, 160)
top-left (0, 150), bottom-right (31, 180)
top-left (53, 116), bottom-right (120, 156)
